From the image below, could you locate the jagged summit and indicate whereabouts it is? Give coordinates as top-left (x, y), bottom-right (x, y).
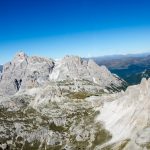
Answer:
top-left (0, 52), bottom-right (126, 96)
top-left (13, 51), bottom-right (28, 62)
top-left (50, 55), bottom-right (125, 87)
top-left (0, 52), bottom-right (54, 95)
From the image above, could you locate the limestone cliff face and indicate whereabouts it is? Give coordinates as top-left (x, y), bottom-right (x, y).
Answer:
top-left (0, 52), bottom-right (54, 95)
top-left (49, 55), bottom-right (125, 87)
top-left (0, 52), bottom-right (125, 96)
top-left (96, 78), bottom-right (150, 150)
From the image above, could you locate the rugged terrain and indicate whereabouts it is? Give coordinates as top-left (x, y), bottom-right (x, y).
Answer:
top-left (96, 78), bottom-right (150, 150)
top-left (1, 52), bottom-right (150, 150)
top-left (0, 52), bottom-right (126, 96)
top-left (0, 52), bottom-right (126, 150)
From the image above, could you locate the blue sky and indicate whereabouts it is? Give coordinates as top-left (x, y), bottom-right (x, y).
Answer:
top-left (0, 0), bottom-right (150, 64)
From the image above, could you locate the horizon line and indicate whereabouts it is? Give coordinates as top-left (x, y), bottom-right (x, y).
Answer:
top-left (1, 50), bottom-right (150, 65)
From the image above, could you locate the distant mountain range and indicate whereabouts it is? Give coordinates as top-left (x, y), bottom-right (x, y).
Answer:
top-left (87, 53), bottom-right (150, 85)
top-left (89, 53), bottom-right (150, 69)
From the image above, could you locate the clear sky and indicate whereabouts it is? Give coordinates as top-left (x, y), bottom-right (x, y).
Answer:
top-left (0, 0), bottom-right (150, 64)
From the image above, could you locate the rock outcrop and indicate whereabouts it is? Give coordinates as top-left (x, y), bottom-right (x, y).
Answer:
top-left (0, 79), bottom-right (111, 150)
top-left (0, 51), bottom-right (150, 150)
top-left (0, 52), bottom-right (126, 96)
top-left (96, 78), bottom-right (150, 150)
top-left (49, 55), bottom-right (124, 87)
top-left (0, 51), bottom-right (128, 149)
top-left (0, 52), bottom-right (54, 96)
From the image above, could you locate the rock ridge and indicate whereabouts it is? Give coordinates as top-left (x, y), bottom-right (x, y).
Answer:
top-left (0, 52), bottom-right (126, 96)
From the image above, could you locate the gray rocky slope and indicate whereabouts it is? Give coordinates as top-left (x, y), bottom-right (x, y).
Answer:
top-left (0, 52), bottom-right (129, 150)
top-left (0, 52), bottom-right (126, 96)
top-left (0, 52), bottom-right (150, 150)
top-left (96, 78), bottom-right (150, 150)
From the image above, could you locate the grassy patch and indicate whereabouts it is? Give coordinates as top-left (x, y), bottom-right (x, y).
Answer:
top-left (101, 139), bottom-right (130, 150)
top-left (93, 129), bottom-right (112, 147)
top-left (66, 92), bottom-right (93, 99)
top-left (118, 139), bottom-right (130, 150)
top-left (22, 140), bottom-right (41, 150)
top-left (49, 122), bottom-right (67, 132)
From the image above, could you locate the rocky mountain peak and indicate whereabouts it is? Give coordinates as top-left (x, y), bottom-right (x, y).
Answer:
top-left (1, 52), bottom-right (147, 150)
top-left (50, 55), bottom-right (126, 87)
top-left (63, 55), bottom-right (82, 61)
top-left (13, 51), bottom-right (28, 63)
top-left (0, 52), bottom-right (126, 96)
top-left (0, 52), bottom-right (55, 95)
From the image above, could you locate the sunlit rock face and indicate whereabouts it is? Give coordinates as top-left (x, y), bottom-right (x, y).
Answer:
top-left (0, 81), bottom-right (112, 150)
top-left (0, 52), bottom-right (54, 96)
top-left (0, 52), bottom-right (149, 150)
top-left (96, 78), bottom-right (150, 150)
top-left (49, 55), bottom-right (124, 87)
top-left (0, 52), bottom-right (128, 149)
top-left (0, 52), bottom-right (126, 96)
